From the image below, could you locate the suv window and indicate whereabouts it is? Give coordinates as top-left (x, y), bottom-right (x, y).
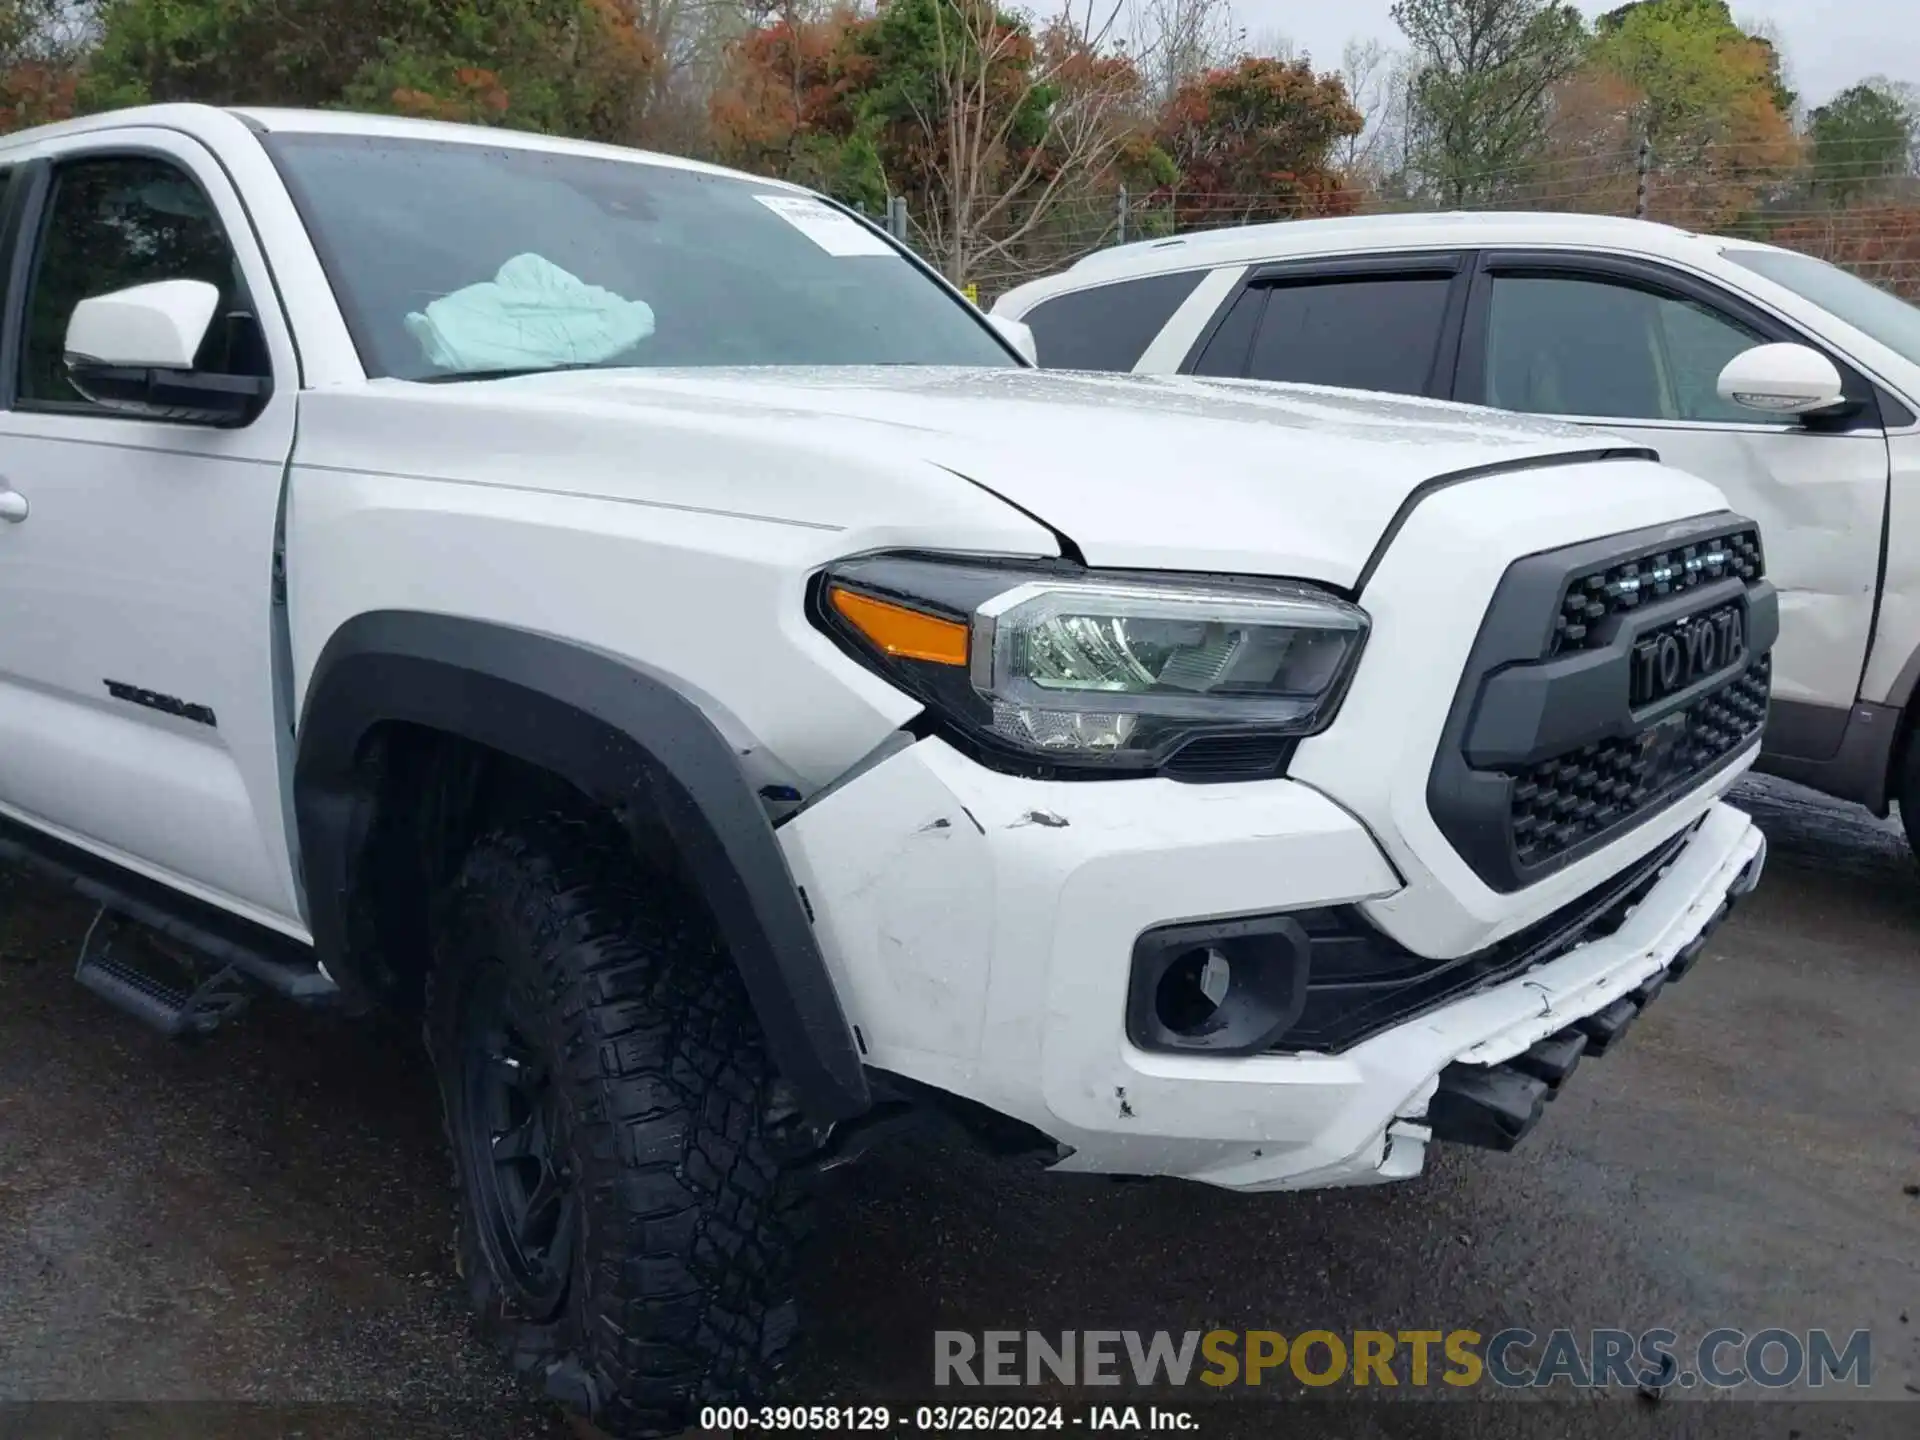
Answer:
top-left (1235, 277), bottom-right (1452, 396)
top-left (1020, 270), bottom-right (1206, 371)
top-left (20, 155), bottom-right (267, 408)
top-left (1483, 274), bottom-right (1770, 424)
top-left (1188, 286), bottom-right (1264, 376)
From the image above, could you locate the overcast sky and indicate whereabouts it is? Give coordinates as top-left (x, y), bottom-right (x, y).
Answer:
top-left (1107, 0), bottom-right (1918, 111)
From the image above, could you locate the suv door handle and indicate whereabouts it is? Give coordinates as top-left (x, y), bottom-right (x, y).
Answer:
top-left (0, 487), bottom-right (26, 523)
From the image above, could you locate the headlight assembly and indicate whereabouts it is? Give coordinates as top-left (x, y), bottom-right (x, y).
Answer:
top-left (813, 554), bottom-right (1368, 776)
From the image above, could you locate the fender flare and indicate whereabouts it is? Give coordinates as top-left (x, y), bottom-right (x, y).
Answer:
top-left (293, 610), bottom-right (870, 1123)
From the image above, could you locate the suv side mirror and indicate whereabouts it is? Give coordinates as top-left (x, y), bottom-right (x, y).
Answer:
top-left (989, 314), bottom-right (1038, 366)
top-left (64, 279), bottom-right (270, 426)
top-left (1716, 343), bottom-right (1846, 417)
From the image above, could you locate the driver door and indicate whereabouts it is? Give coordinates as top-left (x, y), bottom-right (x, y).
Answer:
top-left (0, 127), bottom-right (305, 931)
top-left (1456, 251), bottom-right (1892, 750)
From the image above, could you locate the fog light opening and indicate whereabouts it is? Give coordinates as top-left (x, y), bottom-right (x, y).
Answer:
top-left (1155, 945), bottom-right (1233, 1035)
top-left (1127, 914), bottom-right (1310, 1056)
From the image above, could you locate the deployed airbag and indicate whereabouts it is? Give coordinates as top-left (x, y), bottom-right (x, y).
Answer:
top-left (405, 253), bottom-right (656, 373)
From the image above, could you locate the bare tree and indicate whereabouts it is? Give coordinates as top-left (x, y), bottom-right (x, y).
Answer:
top-left (904, 0), bottom-right (1147, 286)
top-left (1244, 27), bottom-right (1296, 64)
top-left (644, 0), bottom-right (825, 150)
top-left (1337, 37), bottom-right (1411, 177)
top-left (1128, 0), bottom-right (1240, 104)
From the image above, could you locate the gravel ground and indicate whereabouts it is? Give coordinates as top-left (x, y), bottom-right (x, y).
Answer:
top-left (1, 775), bottom-right (1916, 1440)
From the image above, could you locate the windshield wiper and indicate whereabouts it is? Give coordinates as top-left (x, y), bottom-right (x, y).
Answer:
top-left (415, 361), bottom-right (612, 384)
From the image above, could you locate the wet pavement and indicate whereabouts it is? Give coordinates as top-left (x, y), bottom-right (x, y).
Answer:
top-left (1, 775), bottom-right (1916, 1439)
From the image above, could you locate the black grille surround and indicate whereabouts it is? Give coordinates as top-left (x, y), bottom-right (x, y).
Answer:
top-left (1267, 821), bottom-right (1697, 1054)
top-left (1429, 512), bottom-right (1778, 894)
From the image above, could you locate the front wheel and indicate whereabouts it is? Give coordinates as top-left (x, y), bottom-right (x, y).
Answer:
top-left (426, 816), bottom-right (810, 1438)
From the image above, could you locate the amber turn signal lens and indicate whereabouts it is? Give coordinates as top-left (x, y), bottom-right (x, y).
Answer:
top-left (828, 585), bottom-right (969, 666)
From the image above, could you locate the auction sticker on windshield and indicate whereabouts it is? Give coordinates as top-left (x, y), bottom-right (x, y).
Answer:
top-left (755, 193), bottom-right (896, 257)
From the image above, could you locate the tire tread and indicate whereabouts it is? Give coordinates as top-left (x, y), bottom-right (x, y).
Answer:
top-left (427, 813), bottom-right (808, 1439)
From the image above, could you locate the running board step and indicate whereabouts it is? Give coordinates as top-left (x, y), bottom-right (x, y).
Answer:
top-left (73, 908), bottom-right (336, 1040)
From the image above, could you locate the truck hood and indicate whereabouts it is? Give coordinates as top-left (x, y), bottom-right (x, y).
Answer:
top-left (392, 367), bottom-right (1639, 587)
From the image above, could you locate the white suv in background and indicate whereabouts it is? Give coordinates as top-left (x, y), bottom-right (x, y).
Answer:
top-left (995, 214), bottom-right (1920, 859)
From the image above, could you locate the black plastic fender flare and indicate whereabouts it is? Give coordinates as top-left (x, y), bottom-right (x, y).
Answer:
top-left (293, 611), bottom-right (870, 1123)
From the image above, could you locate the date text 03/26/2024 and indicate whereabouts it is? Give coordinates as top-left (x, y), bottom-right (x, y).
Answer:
top-left (697, 1407), bottom-right (1195, 1432)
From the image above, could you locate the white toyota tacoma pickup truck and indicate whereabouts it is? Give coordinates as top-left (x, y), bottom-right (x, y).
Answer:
top-left (0, 105), bottom-right (1770, 1435)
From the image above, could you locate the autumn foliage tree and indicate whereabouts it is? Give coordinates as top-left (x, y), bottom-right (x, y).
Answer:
top-left (352, 0), bottom-right (662, 138)
top-left (1535, 64), bottom-right (1643, 213)
top-left (83, 0), bottom-right (662, 142)
top-left (709, 5), bottom-right (887, 208)
top-left (714, 0), bottom-right (1165, 285)
top-left (0, 0), bottom-right (83, 131)
top-left (1583, 0), bottom-right (1800, 227)
top-left (2, 0), bottom-right (1911, 305)
top-left (1153, 57), bottom-right (1363, 226)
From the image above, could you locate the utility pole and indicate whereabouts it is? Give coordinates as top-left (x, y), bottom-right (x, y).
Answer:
top-left (1116, 185), bottom-right (1129, 247)
top-left (1634, 133), bottom-right (1652, 220)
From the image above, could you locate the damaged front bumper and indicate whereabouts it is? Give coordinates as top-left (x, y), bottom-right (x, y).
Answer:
top-left (777, 736), bottom-right (1764, 1193)
top-left (1383, 811), bottom-right (1763, 1169)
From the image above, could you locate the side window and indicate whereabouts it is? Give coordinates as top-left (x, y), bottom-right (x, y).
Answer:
top-left (1239, 276), bottom-right (1453, 396)
top-left (1228, 278), bottom-right (1451, 397)
top-left (19, 155), bottom-right (267, 409)
top-left (1020, 269), bottom-right (1205, 371)
top-left (1188, 286), bottom-right (1265, 376)
top-left (1483, 275), bottom-right (1770, 424)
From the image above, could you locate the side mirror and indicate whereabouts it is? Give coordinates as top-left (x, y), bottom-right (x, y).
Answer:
top-left (1716, 343), bottom-right (1846, 417)
top-left (988, 313), bottom-right (1039, 366)
top-left (64, 279), bottom-right (269, 426)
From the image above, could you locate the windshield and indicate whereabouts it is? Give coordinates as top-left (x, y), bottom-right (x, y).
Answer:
top-left (1722, 246), bottom-right (1920, 370)
top-left (263, 133), bottom-right (1015, 380)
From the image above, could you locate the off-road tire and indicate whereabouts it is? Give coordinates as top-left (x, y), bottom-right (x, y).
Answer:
top-left (426, 814), bottom-right (810, 1438)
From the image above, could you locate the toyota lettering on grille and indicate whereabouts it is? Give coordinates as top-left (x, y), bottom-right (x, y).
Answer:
top-left (1630, 603), bottom-right (1747, 708)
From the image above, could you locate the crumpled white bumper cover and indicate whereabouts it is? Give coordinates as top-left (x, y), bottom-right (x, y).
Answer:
top-left (777, 737), bottom-right (1764, 1192)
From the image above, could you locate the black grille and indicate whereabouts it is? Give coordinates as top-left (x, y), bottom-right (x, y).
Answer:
top-left (1511, 657), bottom-right (1771, 867)
top-left (1427, 510), bottom-right (1778, 893)
top-left (1266, 824), bottom-right (1694, 1054)
top-left (1553, 527), bottom-right (1764, 654)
